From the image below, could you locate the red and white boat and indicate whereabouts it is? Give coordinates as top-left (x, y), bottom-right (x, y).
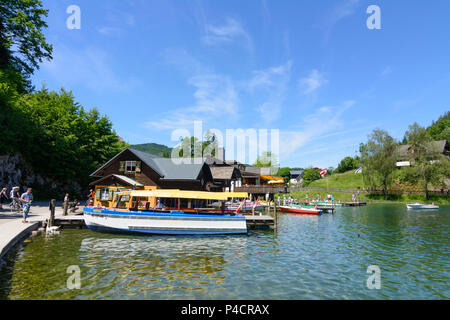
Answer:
top-left (278, 205), bottom-right (321, 215)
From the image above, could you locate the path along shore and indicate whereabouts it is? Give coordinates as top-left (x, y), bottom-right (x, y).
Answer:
top-left (0, 203), bottom-right (81, 262)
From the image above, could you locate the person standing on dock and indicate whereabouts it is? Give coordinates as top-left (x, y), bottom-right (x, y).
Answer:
top-left (0, 187), bottom-right (9, 210)
top-left (20, 188), bottom-right (33, 223)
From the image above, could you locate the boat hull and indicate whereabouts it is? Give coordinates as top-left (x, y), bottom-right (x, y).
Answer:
top-left (278, 206), bottom-right (321, 215)
top-left (83, 207), bottom-right (248, 235)
top-left (406, 204), bottom-right (439, 210)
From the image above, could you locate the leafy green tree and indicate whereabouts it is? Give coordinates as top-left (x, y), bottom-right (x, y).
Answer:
top-left (404, 123), bottom-right (450, 200)
top-left (336, 156), bottom-right (357, 173)
top-left (427, 111), bottom-right (450, 141)
top-left (253, 151), bottom-right (279, 175)
top-left (0, 0), bottom-right (53, 87)
top-left (277, 167), bottom-right (291, 182)
top-left (360, 130), bottom-right (398, 199)
top-left (302, 168), bottom-right (321, 186)
top-left (15, 88), bottom-right (128, 188)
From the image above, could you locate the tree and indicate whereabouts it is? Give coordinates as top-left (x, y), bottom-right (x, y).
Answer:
top-left (0, 0), bottom-right (53, 88)
top-left (173, 135), bottom-right (218, 158)
top-left (277, 167), bottom-right (291, 182)
top-left (14, 87), bottom-right (128, 188)
top-left (336, 156), bottom-right (358, 173)
top-left (302, 168), bottom-right (321, 186)
top-left (404, 123), bottom-right (450, 200)
top-left (360, 130), bottom-right (398, 199)
top-left (253, 151), bottom-right (279, 175)
top-left (427, 111), bottom-right (450, 141)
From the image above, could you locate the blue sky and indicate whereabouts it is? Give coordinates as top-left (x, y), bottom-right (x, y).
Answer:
top-left (33, 0), bottom-right (450, 169)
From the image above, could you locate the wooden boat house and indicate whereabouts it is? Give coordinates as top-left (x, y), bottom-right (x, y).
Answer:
top-left (90, 148), bottom-right (214, 207)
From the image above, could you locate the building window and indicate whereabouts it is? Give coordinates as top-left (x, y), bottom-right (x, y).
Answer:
top-left (125, 161), bottom-right (136, 173)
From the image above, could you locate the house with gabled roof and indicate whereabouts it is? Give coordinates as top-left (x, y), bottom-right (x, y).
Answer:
top-left (89, 148), bottom-right (215, 206)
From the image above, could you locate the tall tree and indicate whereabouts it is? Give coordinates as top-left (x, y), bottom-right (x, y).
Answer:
top-left (0, 0), bottom-right (53, 86)
top-left (404, 123), bottom-right (450, 200)
top-left (360, 130), bottom-right (398, 199)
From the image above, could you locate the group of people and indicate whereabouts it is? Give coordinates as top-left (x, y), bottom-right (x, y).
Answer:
top-left (0, 186), bottom-right (34, 223)
top-left (277, 195), bottom-right (294, 206)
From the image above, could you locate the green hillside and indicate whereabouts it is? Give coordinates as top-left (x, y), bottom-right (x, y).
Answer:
top-left (308, 171), bottom-right (365, 189)
top-left (130, 143), bottom-right (172, 157)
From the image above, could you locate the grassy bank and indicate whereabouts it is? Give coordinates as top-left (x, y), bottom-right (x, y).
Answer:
top-left (281, 190), bottom-right (450, 205)
top-left (281, 170), bottom-right (450, 205)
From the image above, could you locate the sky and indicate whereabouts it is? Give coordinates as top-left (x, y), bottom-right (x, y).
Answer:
top-left (32, 0), bottom-right (450, 169)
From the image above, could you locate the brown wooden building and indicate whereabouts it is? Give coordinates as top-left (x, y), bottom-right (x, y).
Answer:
top-left (90, 148), bottom-right (214, 191)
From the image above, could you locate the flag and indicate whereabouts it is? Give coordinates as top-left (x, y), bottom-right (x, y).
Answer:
top-left (355, 167), bottom-right (363, 174)
top-left (320, 169), bottom-right (327, 176)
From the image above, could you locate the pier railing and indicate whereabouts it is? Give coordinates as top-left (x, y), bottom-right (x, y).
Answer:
top-left (235, 186), bottom-right (288, 194)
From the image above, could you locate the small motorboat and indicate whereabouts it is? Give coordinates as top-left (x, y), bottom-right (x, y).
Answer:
top-left (406, 202), bottom-right (439, 210)
top-left (278, 205), bottom-right (321, 215)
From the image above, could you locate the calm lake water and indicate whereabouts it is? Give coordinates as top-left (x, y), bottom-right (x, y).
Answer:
top-left (0, 204), bottom-right (449, 300)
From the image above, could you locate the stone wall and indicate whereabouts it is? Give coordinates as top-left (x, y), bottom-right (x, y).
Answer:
top-left (0, 155), bottom-right (81, 199)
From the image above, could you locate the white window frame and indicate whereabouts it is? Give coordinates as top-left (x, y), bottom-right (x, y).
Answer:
top-left (125, 161), bottom-right (137, 173)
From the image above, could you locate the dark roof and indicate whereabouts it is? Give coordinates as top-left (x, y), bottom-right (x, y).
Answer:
top-left (91, 148), bottom-right (209, 181)
top-left (396, 140), bottom-right (448, 157)
top-left (210, 167), bottom-right (238, 180)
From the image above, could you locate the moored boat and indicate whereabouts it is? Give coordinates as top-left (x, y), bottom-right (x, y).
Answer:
top-left (406, 202), bottom-right (439, 210)
top-left (278, 205), bottom-right (321, 215)
top-left (83, 190), bottom-right (248, 235)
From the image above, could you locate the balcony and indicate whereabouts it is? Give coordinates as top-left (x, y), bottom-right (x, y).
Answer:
top-left (234, 185), bottom-right (288, 194)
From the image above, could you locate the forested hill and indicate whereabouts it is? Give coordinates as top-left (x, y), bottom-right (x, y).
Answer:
top-left (130, 143), bottom-right (172, 157)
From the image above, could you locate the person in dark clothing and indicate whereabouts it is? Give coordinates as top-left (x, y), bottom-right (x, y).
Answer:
top-left (0, 188), bottom-right (9, 210)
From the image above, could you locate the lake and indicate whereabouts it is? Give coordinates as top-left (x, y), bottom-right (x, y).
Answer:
top-left (0, 203), bottom-right (449, 299)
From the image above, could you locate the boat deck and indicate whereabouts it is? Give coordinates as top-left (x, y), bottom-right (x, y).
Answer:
top-left (52, 214), bottom-right (275, 230)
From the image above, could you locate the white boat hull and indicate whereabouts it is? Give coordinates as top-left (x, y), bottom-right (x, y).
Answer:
top-left (406, 204), bottom-right (439, 210)
top-left (83, 208), bottom-right (248, 235)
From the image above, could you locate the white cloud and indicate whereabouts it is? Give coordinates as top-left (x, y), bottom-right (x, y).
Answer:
top-left (202, 17), bottom-right (253, 50)
top-left (279, 100), bottom-right (356, 158)
top-left (248, 60), bottom-right (292, 122)
top-left (299, 69), bottom-right (327, 95)
top-left (40, 45), bottom-right (137, 93)
top-left (187, 74), bottom-right (239, 115)
top-left (145, 50), bottom-right (239, 131)
top-left (380, 66), bottom-right (393, 77)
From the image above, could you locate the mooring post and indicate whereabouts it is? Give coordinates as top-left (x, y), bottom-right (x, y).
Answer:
top-left (274, 203), bottom-right (277, 230)
top-left (49, 199), bottom-right (56, 227)
top-left (63, 199), bottom-right (69, 216)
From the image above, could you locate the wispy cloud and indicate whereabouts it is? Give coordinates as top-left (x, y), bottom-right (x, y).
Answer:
top-left (280, 100), bottom-right (356, 158)
top-left (201, 17), bottom-right (253, 50)
top-left (380, 66), bottom-right (393, 77)
top-left (299, 69), bottom-right (327, 95)
top-left (316, 0), bottom-right (360, 42)
top-left (145, 49), bottom-right (239, 131)
top-left (41, 45), bottom-right (138, 93)
top-left (97, 6), bottom-right (135, 36)
top-left (248, 61), bottom-right (293, 122)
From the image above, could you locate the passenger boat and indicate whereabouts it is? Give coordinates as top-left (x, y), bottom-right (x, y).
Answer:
top-left (83, 190), bottom-right (248, 235)
top-left (406, 203), bottom-right (439, 210)
top-left (278, 205), bottom-right (321, 215)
